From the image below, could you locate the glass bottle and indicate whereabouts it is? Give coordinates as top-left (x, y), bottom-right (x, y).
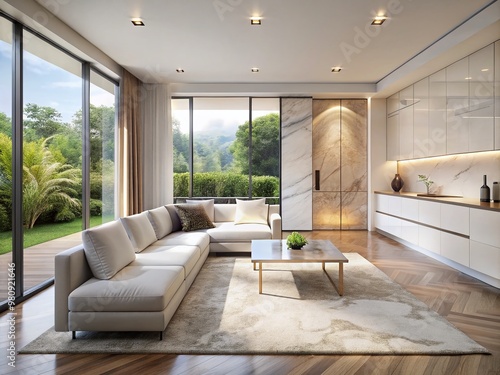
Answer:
top-left (480, 175), bottom-right (490, 202)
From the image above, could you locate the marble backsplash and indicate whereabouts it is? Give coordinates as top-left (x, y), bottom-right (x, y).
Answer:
top-left (397, 151), bottom-right (500, 198)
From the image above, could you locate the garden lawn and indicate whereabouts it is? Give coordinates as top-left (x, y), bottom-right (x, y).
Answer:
top-left (0, 216), bottom-right (110, 255)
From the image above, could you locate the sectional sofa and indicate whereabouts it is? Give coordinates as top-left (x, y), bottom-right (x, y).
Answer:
top-left (54, 200), bottom-right (281, 339)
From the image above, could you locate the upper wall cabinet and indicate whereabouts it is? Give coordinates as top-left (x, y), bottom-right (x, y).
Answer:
top-left (495, 41), bottom-right (500, 150)
top-left (446, 57), bottom-right (469, 154)
top-left (386, 41), bottom-right (497, 161)
top-left (468, 44), bottom-right (494, 152)
top-left (413, 77), bottom-right (429, 158)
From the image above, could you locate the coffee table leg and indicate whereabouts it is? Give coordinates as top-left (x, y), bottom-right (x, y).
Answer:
top-left (259, 262), bottom-right (262, 294)
top-left (338, 263), bottom-right (344, 296)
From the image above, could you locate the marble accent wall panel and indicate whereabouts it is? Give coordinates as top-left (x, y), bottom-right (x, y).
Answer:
top-left (313, 100), bottom-right (341, 191)
top-left (312, 99), bottom-right (368, 230)
top-left (281, 98), bottom-right (313, 230)
top-left (398, 151), bottom-right (500, 198)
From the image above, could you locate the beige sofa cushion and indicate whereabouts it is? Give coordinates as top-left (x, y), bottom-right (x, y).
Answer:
top-left (68, 266), bottom-right (184, 312)
top-left (207, 222), bottom-right (272, 242)
top-left (153, 231), bottom-right (210, 251)
top-left (132, 245), bottom-right (201, 278)
top-left (186, 199), bottom-right (214, 221)
top-left (82, 221), bottom-right (136, 280)
top-left (120, 212), bottom-right (158, 252)
top-left (147, 206), bottom-right (173, 239)
top-left (175, 204), bottom-right (215, 232)
top-left (234, 198), bottom-right (268, 224)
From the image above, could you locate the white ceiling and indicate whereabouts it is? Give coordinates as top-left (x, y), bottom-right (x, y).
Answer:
top-left (31, 0), bottom-right (500, 97)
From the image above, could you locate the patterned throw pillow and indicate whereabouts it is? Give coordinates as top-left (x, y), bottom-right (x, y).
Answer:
top-left (175, 204), bottom-right (215, 232)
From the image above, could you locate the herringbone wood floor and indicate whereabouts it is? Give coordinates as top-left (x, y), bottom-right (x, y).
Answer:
top-left (1, 231), bottom-right (499, 375)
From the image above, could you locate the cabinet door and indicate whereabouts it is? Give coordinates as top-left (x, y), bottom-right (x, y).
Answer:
top-left (440, 204), bottom-right (469, 235)
top-left (496, 41), bottom-right (500, 150)
top-left (387, 195), bottom-right (402, 217)
top-left (375, 194), bottom-right (389, 214)
top-left (387, 92), bottom-right (399, 115)
top-left (418, 200), bottom-right (440, 227)
top-left (387, 112), bottom-right (400, 160)
top-left (468, 44), bottom-right (494, 152)
top-left (470, 208), bottom-right (500, 248)
top-left (419, 225), bottom-right (441, 254)
top-left (441, 232), bottom-right (469, 267)
top-left (401, 219), bottom-right (418, 244)
top-left (399, 85), bottom-right (414, 109)
top-left (470, 240), bottom-right (500, 279)
top-left (401, 198), bottom-right (418, 221)
top-left (429, 69), bottom-right (447, 156)
top-left (399, 105), bottom-right (414, 160)
top-left (446, 57), bottom-right (469, 154)
top-left (413, 77), bottom-right (429, 158)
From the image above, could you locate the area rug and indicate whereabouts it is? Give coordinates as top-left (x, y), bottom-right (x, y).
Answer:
top-left (20, 253), bottom-right (489, 355)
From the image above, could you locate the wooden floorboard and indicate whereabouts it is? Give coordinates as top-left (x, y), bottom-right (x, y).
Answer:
top-left (1, 231), bottom-right (499, 375)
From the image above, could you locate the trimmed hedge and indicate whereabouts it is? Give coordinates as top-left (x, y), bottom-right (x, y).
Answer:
top-left (174, 172), bottom-right (279, 200)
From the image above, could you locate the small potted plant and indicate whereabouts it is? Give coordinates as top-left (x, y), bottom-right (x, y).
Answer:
top-left (418, 174), bottom-right (434, 194)
top-left (286, 232), bottom-right (308, 250)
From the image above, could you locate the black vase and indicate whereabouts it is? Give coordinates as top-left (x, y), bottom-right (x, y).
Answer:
top-left (391, 174), bottom-right (404, 192)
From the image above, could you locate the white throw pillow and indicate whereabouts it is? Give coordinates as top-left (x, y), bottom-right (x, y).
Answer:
top-left (234, 198), bottom-right (268, 225)
top-left (120, 212), bottom-right (158, 252)
top-left (186, 199), bottom-right (215, 221)
top-left (147, 206), bottom-right (173, 239)
top-left (82, 220), bottom-right (136, 280)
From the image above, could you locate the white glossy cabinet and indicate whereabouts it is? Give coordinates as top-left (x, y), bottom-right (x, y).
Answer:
top-left (446, 57), bottom-right (469, 154)
top-left (387, 112), bottom-right (400, 160)
top-left (428, 69), bottom-right (447, 157)
top-left (375, 193), bottom-right (500, 287)
top-left (413, 77), bottom-right (429, 158)
top-left (441, 232), bottom-right (469, 267)
top-left (387, 92), bottom-right (399, 115)
top-left (399, 105), bottom-right (414, 159)
top-left (496, 41), bottom-right (500, 150)
top-left (418, 200), bottom-right (440, 227)
top-left (440, 204), bottom-right (469, 235)
top-left (468, 44), bottom-right (494, 152)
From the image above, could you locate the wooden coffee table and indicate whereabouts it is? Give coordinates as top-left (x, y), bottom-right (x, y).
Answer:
top-left (251, 239), bottom-right (349, 295)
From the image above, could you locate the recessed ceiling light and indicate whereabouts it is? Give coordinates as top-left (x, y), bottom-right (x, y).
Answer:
top-left (176, 68), bottom-right (185, 73)
top-left (131, 19), bottom-right (145, 26)
top-left (465, 76), bottom-right (472, 80)
top-left (481, 68), bottom-right (489, 72)
top-left (251, 67), bottom-right (259, 73)
top-left (371, 16), bottom-right (387, 25)
top-left (250, 17), bottom-right (262, 25)
top-left (331, 67), bottom-right (342, 73)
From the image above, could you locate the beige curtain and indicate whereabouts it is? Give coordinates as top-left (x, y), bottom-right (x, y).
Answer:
top-left (118, 69), bottom-right (143, 216)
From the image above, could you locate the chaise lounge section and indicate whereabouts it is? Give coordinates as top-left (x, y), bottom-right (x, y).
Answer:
top-left (54, 200), bottom-right (281, 339)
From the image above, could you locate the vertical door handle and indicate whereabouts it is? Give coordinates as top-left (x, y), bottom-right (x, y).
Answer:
top-left (315, 170), bottom-right (320, 190)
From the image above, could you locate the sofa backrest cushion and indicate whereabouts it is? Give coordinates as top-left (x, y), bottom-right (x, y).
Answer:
top-left (186, 199), bottom-right (214, 221)
top-left (234, 198), bottom-right (269, 225)
top-left (166, 204), bottom-right (182, 232)
top-left (120, 212), bottom-right (158, 252)
top-left (175, 204), bottom-right (215, 231)
top-left (82, 220), bottom-right (135, 280)
top-left (214, 204), bottom-right (236, 222)
top-left (147, 206), bottom-right (173, 239)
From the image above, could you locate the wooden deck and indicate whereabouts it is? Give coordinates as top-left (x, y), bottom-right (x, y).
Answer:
top-left (0, 230), bottom-right (499, 374)
top-left (0, 232), bottom-right (82, 297)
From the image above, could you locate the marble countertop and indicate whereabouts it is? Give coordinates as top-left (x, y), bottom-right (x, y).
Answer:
top-left (374, 191), bottom-right (500, 212)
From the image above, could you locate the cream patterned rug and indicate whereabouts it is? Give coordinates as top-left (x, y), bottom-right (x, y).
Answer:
top-left (20, 253), bottom-right (489, 355)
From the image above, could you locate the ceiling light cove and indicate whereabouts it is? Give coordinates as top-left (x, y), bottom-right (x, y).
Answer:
top-left (131, 19), bottom-right (145, 26)
top-left (250, 17), bottom-right (262, 25)
top-left (251, 67), bottom-right (260, 73)
top-left (371, 16), bottom-right (387, 25)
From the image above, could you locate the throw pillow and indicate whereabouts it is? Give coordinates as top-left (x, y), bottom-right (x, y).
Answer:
top-left (175, 204), bottom-right (215, 232)
top-left (186, 199), bottom-right (215, 221)
top-left (147, 206), bottom-right (173, 239)
top-left (120, 212), bottom-right (158, 252)
top-left (234, 198), bottom-right (268, 225)
top-left (82, 220), bottom-right (136, 280)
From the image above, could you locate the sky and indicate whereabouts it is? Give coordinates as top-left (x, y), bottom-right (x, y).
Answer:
top-left (0, 39), bottom-right (115, 125)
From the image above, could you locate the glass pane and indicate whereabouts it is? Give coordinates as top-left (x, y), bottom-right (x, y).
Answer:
top-left (172, 98), bottom-right (190, 202)
top-left (251, 98), bottom-right (280, 204)
top-left (193, 97), bottom-right (249, 202)
top-left (22, 31), bottom-right (82, 292)
top-left (90, 70), bottom-right (117, 227)
top-left (0, 17), bottom-right (13, 303)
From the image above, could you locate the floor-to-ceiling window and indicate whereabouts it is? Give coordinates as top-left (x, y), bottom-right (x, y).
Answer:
top-left (0, 16), bottom-right (13, 303)
top-left (172, 97), bottom-right (280, 203)
top-left (89, 70), bottom-right (117, 227)
top-left (0, 16), bottom-right (118, 311)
